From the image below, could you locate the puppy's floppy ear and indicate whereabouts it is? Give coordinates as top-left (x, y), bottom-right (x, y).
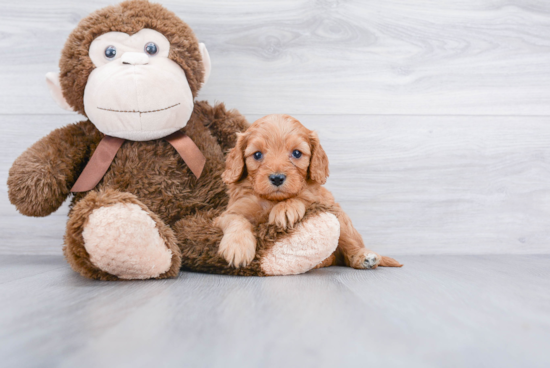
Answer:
top-left (308, 131), bottom-right (330, 184)
top-left (222, 132), bottom-right (248, 184)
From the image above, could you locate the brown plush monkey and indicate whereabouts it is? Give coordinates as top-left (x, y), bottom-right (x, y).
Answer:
top-left (7, 0), bottom-right (341, 280)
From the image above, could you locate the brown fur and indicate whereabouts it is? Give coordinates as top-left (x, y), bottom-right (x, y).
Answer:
top-left (64, 189), bottom-right (181, 281)
top-left (175, 203), bottom-right (338, 276)
top-left (7, 1), bottom-right (383, 279)
top-left (8, 100), bottom-right (249, 279)
top-left (59, 0), bottom-right (205, 116)
top-left (216, 114), bottom-right (402, 269)
top-left (7, 0), bottom-right (257, 279)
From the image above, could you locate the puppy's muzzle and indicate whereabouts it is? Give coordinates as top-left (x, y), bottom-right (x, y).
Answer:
top-left (269, 173), bottom-right (286, 187)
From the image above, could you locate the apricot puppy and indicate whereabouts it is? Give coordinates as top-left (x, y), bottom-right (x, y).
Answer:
top-left (215, 114), bottom-right (402, 270)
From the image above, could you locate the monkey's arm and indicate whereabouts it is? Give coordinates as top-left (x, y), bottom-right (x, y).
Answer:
top-left (194, 101), bottom-right (249, 153)
top-left (8, 121), bottom-right (94, 217)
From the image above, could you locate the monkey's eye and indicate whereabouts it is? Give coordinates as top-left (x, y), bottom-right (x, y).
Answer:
top-left (104, 45), bottom-right (117, 60)
top-left (144, 42), bottom-right (158, 56)
top-left (292, 150), bottom-right (302, 158)
top-left (253, 152), bottom-right (263, 160)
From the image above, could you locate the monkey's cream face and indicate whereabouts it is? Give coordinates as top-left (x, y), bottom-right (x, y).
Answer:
top-left (83, 29), bottom-right (196, 141)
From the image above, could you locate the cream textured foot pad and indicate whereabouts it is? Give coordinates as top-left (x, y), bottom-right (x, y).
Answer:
top-left (82, 203), bottom-right (172, 279)
top-left (261, 212), bottom-right (340, 276)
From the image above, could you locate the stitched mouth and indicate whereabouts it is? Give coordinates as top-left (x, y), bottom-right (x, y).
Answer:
top-left (97, 103), bottom-right (180, 114)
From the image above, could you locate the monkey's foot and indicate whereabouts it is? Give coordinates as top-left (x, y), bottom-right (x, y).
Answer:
top-left (260, 212), bottom-right (340, 276)
top-left (82, 203), bottom-right (173, 279)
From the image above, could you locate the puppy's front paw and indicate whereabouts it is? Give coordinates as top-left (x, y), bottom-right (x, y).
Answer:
top-left (348, 250), bottom-right (381, 269)
top-left (268, 200), bottom-right (306, 229)
top-left (218, 230), bottom-right (257, 268)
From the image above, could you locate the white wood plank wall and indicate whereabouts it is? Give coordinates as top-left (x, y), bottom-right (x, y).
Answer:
top-left (1, 0), bottom-right (549, 255)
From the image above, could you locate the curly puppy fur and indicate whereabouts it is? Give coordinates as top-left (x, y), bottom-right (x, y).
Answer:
top-left (215, 114), bottom-right (402, 270)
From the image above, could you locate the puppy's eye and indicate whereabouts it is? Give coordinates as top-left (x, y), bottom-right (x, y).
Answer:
top-left (292, 150), bottom-right (302, 159)
top-left (104, 45), bottom-right (117, 60)
top-left (253, 151), bottom-right (263, 160)
top-left (144, 42), bottom-right (158, 56)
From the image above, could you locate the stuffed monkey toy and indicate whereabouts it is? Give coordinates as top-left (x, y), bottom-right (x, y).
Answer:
top-left (7, 0), bottom-right (341, 280)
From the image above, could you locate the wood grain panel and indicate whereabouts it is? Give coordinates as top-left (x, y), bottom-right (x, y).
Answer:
top-left (1, 0), bottom-right (550, 115)
top-left (302, 115), bottom-right (550, 255)
top-left (2, 114), bottom-right (550, 255)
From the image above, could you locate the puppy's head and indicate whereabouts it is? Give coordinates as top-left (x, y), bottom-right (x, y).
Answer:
top-left (222, 114), bottom-right (329, 201)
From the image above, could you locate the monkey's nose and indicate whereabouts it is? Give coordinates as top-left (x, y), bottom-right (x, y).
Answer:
top-left (269, 174), bottom-right (286, 187)
top-left (121, 52), bottom-right (149, 65)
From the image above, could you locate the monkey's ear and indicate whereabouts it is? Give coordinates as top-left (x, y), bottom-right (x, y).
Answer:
top-left (45, 72), bottom-right (73, 112)
top-left (199, 43), bottom-right (211, 86)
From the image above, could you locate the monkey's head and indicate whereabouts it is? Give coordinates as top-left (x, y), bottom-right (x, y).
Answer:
top-left (46, 0), bottom-right (211, 141)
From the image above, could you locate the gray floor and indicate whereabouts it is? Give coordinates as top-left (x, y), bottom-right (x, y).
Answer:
top-left (1, 255), bottom-right (549, 368)
top-left (2, 2), bottom-right (550, 367)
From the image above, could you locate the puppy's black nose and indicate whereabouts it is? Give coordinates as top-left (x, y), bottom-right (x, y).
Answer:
top-left (269, 174), bottom-right (286, 187)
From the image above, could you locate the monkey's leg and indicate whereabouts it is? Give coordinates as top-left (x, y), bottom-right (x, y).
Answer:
top-left (173, 206), bottom-right (341, 276)
top-left (173, 209), bottom-right (264, 276)
top-left (64, 189), bottom-right (181, 281)
top-left (259, 211), bottom-right (340, 276)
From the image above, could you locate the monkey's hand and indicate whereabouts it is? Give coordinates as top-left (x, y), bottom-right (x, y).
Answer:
top-left (8, 122), bottom-right (92, 217)
top-left (195, 101), bottom-right (250, 153)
